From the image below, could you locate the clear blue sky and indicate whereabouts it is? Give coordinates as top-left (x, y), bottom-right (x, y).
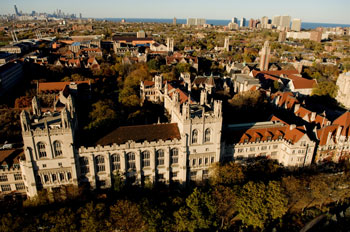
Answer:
top-left (1, 0), bottom-right (349, 24)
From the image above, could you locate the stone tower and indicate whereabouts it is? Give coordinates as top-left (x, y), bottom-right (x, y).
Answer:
top-left (259, 40), bottom-right (271, 71)
top-left (167, 38), bottom-right (174, 52)
top-left (19, 95), bottom-right (79, 197)
top-left (224, 37), bottom-right (230, 52)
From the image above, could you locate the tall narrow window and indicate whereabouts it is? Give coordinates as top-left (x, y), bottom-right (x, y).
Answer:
top-left (95, 155), bottom-right (105, 172)
top-left (156, 149), bottom-right (164, 166)
top-left (111, 154), bottom-right (120, 171)
top-left (204, 128), bottom-right (211, 143)
top-left (192, 130), bottom-right (198, 144)
top-left (170, 148), bottom-right (178, 164)
top-left (37, 142), bottom-right (47, 158)
top-left (53, 141), bottom-right (62, 157)
top-left (142, 151), bottom-right (150, 167)
top-left (127, 152), bottom-right (135, 170)
top-left (80, 157), bottom-right (89, 174)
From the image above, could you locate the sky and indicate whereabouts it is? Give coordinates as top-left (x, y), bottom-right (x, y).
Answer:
top-left (1, 0), bottom-right (350, 24)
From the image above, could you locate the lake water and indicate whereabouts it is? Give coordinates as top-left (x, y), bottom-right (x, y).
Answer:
top-left (99, 18), bottom-right (350, 30)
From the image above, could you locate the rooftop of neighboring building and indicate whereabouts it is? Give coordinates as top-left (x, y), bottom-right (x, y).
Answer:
top-left (233, 74), bottom-right (260, 85)
top-left (0, 149), bottom-right (23, 169)
top-left (96, 123), bottom-right (181, 146)
top-left (223, 121), bottom-right (307, 145)
top-left (37, 80), bottom-right (91, 93)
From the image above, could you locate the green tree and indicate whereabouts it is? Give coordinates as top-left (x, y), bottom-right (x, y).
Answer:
top-left (86, 99), bottom-right (117, 131)
top-left (112, 172), bottom-right (125, 192)
top-left (174, 188), bottom-right (217, 232)
top-left (311, 81), bottom-right (338, 98)
top-left (210, 162), bottom-right (245, 186)
top-left (236, 181), bottom-right (288, 229)
top-left (108, 200), bottom-right (146, 232)
top-left (79, 202), bottom-right (107, 232)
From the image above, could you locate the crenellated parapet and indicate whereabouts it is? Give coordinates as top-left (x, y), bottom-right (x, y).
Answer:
top-left (79, 138), bottom-right (182, 154)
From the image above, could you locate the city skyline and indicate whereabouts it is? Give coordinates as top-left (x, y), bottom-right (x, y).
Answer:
top-left (1, 0), bottom-right (349, 24)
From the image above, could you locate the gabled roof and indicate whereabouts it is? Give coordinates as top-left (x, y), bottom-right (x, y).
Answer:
top-left (224, 123), bottom-right (306, 145)
top-left (0, 149), bottom-right (23, 168)
top-left (38, 81), bottom-right (91, 93)
top-left (333, 111), bottom-right (350, 136)
top-left (96, 123), bottom-right (181, 146)
top-left (317, 125), bottom-right (338, 146)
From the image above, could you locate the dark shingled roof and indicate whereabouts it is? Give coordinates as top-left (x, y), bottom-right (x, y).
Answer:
top-left (96, 123), bottom-right (181, 146)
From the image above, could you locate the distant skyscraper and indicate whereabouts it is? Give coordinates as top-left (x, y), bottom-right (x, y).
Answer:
top-left (291, 18), bottom-right (301, 32)
top-left (240, 17), bottom-right (246, 27)
top-left (272, 15), bottom-right (281, 27)
top-left (259, 41), bottom-right (271, 71)
top-left (187, 18), bottom-right (206, 26)
top-left (79, 13), bottom-right (82, 19)
top-left (261, 16), bottom-right (269, 28)
top-left (232, 17), bottom-right (238, 24)
top-left (14, 5), bottom-right (20, 16)
top-left (280, 15), bottom-right (291, 29)
top-left (249, 19), bottom-right (256, 28)
top-left (173, 17), bottom-right (177, 25)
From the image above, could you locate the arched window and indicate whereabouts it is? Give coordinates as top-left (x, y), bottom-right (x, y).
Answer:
top-left (204, 128), bottom-right (211, 143)
top-left (127, 152), bottom-right (135, 170)
top-left (37, 142), bottom-right (47, 158)
top-left (192, 130), bottom-right (198, 144)
top-left (53, 141), bottom-right (62, 157)
top-left (142, 151), bottom-right (150, 167)
top-left (111, 154), bottom-right (120, 171)
top-left (95, 155), bottom-right (105, 172)
top-left (80, 157), bottom-right (89, 174)
top-left (156, 149), bottom-right (164, 166)
top-left (170, 148), bottom-right (178, 164)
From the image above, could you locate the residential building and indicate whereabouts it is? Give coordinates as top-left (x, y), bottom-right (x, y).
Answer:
top-left (291, 19), bottom-right (302, 32)
top-left (240, 17), bottom-right (246, 27)
top-left (0, 149), bottom-right (26, 196)
top-left (187, 18), bottom-right (206, 26)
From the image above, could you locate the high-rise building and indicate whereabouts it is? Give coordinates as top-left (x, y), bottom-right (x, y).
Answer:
top-left (79, 13), bottom-right (82, 19)
top-left (173, 17), bottom-right (177, 25)
top-left (249, 19), bottom-right (256, 28)
top-left (240, 17), bottom-right (246, 27)
top-left (261, 16), bottom-right (269, 28)
top-left (232, 17), bottom-right (238, 24)
top-left (259, 41), bottom-right (271, 71)
top-left (280, 15), bottom-right (291, 29)
top-left (291, 18), bottom-right (301, 32)
top-left (14, 5), bottom-right (20, 16)
top-left (187, 18), bottom-right (206, 26)
top-left (272, 15), bottom-right (281, 27)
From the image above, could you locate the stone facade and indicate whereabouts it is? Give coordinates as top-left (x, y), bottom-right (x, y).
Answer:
top-left (336, 72), bottom-right (350, 108)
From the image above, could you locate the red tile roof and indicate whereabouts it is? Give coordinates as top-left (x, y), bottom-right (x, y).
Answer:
top-left (38, 81), bottom-right (91, 93)
top-left (226, 124), bottom-right (305, 145)
top-left (0, 149), bottom-right (23, 168)
top-left (96, 123), bottom-right (181, 145)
